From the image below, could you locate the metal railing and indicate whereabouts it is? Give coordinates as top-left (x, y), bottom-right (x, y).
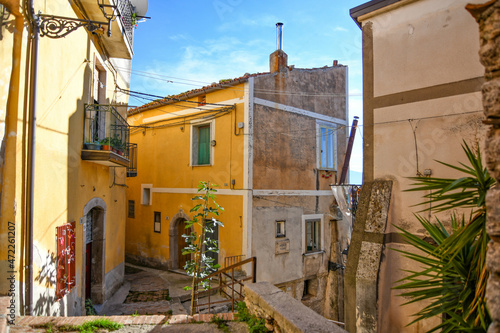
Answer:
top-left (83, 104), bottom-right (130, 158)
top-left (192, 257), bottom-right (256, 314)
top-left (127, 143), bottom-right (137, 177)
top-left (116, 0), bottom-right (134, 47)
top-left (224, 255), bottom-right (246, 271)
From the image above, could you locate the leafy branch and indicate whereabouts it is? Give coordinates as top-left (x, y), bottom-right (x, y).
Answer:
top-left (183, 181), bottom-right (224, 316)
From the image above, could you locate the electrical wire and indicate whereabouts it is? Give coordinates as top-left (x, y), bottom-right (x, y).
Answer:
top-left (115, 66), bottom-right (358, 98)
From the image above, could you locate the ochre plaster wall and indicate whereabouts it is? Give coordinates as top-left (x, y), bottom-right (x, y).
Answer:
top-left (0, 0), bottom-right (131, 316)
top-left (126, 84), bottom-right (246, 269)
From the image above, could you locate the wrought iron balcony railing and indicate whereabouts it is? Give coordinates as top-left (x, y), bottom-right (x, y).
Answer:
top-left (116, 0), bottom-right (134, 49)
top-left (82, 104), bottom-right (132, 168)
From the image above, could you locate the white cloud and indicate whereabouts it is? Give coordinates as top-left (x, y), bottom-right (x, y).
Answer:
top-left (333, 26), bottom-right (348, 32)
top-left (132, 35), bottom-right (270, 97)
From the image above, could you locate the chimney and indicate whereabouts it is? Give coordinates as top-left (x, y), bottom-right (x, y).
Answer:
top-left (270, 22), bottom-right (288, 73)
top-left (276, 22), bottom-right (283, 50)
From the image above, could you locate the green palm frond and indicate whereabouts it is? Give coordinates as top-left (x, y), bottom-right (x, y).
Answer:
top-left (393, 141), bottom-right (495, 332)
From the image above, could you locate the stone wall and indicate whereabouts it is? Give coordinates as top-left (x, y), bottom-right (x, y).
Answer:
top-left (244, 282), bottom-right (346, 333)
top-left (466, 1), bottom-right (500, 332)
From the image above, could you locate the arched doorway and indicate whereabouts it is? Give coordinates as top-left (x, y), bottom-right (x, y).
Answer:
top-left (83, 198), bottom-right (106, 304)
top-left (169, 210), bottom-right (192, 270)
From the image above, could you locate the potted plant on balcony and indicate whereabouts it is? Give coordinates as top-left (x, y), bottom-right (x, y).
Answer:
top-left (111, 135), bottom-right (123, 154)
top-left (100, 137), bottom-right (111, 151)
top-left (84, 141), bottom-right (101, 150)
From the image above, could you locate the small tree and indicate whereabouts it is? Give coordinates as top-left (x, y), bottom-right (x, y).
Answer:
top-left (394, 142), bottom-right (495, 332)
top-left (183, 181), bottom-right (224, 315)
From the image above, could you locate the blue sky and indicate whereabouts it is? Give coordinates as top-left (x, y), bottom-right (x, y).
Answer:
top-left (128, 0), bottom-right (367, 181)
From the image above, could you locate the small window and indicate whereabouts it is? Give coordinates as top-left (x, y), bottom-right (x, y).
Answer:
top-left (154, 212), bottom-right (161, 233)
top-left (317, 122), bottom-right (337, 170)
top-left (192, 123), bottom-right (212, 166)
top-left (128, 200), bottom-right (135, 218)
top-left (276, 220), bottom-right (286, 238)
top-left (302, 278), bottom-right (318, 300)
top-left (142, 185), bottom-right (152, 205)
top-left (305, 219), bottom-right (320, 253)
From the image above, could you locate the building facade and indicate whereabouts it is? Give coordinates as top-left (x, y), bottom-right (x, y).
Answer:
top-left (126, 45), bottom-right (348, 315)
top-left (0, 0), bottom-right (144, 316)
top-left (349, 0), bottom-right (487, 331)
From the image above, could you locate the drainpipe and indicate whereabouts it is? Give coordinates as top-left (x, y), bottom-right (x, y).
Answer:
top-left (0, 0), bottom-right (23, 293)
top-left (338, 116), bottom-right (359, 185)
top-left (25, 0), bottom-right (39, 316)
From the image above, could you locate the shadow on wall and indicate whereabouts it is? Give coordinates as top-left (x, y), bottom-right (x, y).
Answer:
top-left (33, 251), bottom-right (57, 316)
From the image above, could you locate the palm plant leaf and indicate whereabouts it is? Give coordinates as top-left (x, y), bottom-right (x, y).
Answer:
top-left (393, 141), bottom-right (495, 332)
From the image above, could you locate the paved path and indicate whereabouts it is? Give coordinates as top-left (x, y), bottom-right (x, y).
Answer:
top-left (4, 264), bottom-right (248, 332)
top-left (11, 313), bottom-right (243, 332)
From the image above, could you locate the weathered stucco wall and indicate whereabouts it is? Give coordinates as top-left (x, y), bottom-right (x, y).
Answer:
top-left (244, 282), bottom-right (346, 333)
top-left (356, 0), bottom-right (488, 331)
top-left (252, 66), bottom-right (347, 190)
top-left (249, 65), bottom-right (348, 316)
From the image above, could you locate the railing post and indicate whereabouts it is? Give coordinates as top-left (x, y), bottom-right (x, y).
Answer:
top-left (219, 272), bottom-right (222, 296)
top-left (252, 257), bottom-right (257, 283)
top-left (231, 267), bottom-right (235, 312)
top-left (208, 283), bottom-right (211, 315)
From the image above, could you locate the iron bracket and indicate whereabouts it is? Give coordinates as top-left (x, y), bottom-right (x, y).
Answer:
top-left (328, 261), bottom-right (345, 271)
top-left (38, 14), bottom-right (111, 38)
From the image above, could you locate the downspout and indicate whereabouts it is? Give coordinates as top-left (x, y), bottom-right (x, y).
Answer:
top-left (0, 0), bottom-right (23, 293)
top-left (25, 0), bottom-right (38, 316)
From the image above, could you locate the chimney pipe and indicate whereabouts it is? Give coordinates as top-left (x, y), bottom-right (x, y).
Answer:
top-left (276, 22), bottom-right (283, 50)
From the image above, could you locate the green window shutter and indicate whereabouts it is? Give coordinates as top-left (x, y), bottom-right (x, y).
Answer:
top-left (198, 125), bottom-right (210, 165)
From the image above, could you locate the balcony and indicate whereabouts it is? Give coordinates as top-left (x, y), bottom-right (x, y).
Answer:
top-left (79, 0), bottom-right (136, 59)
top-left (82, 104), bottom-right (131, 168)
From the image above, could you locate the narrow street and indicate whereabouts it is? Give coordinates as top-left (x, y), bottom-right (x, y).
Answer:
top-left (10, 264), bottom-right (249, 332)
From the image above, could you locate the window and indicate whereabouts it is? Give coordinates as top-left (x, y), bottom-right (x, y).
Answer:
top-left (128, 200), bottom-right (135, 218)
top-left (191, 121), bottom-right (213, 166)
top-left (302, 278), bottom-right (318, 300)
top-left (276, 220), bottom-right (286, 238)
top-left (305, 219), bottom-right (320, 252)
top-left (141, 184), bottom-right (152, 205)
top-left (317, 121), bottom-right (337, 170)
top-left (154, 211), bottom-right (161, 233)
top-left (302, 214), bottom-right (324, 254)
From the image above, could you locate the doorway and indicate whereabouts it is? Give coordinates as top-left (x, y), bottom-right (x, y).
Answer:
top-left (205, 222), bottom-right (219, 269)
top-left (169, 209), bottom-right (192, 270)
top-left (84, 205), bottom-right (105, 304)
top-left (177, 219), bottom-right (190, 269)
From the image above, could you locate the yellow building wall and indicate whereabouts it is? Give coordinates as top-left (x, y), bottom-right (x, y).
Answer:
top-left (0, 1), bottom-right (130, 316)
top-left (126, 84), bottom-right (247, 269)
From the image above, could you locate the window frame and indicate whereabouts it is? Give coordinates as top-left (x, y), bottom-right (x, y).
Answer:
top-left (128, 200), bottom-right (135, 218)
top-left (276, 220), bottom-right (286, 238)
top-left (190, 119), bottom-right (214, 166)
top-left (316, 121), bottom-right (337, 171)
top-left (154, 211), bottom-right (161, 233)
top-left (141, 184), bottom-right (152, 205)
top-left (302, 214), bottom-right (325, 255)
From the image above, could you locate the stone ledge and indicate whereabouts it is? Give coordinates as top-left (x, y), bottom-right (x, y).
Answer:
top-left (244, 282), bottom-right (346, 333)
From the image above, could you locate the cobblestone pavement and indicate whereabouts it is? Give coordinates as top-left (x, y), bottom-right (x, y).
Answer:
top-left (6, 264), bottom-right (248, 332)
top-left (100, 264), bottom-right (194, 316)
